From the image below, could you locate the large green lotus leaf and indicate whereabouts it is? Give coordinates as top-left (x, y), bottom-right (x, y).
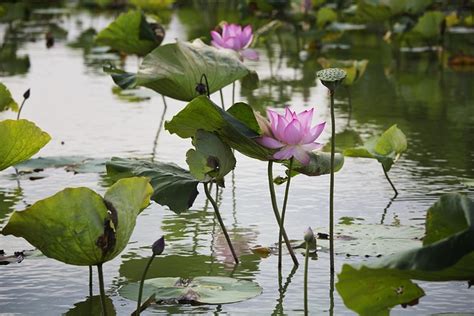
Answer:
top-left (344, 125), bottom-right (407, 171)
top-left (120, 276), bottom-right (262, 304)
top-left (1, 177), bottom-right (152, 266)
top-left (384, 0), bottom-right (433, 15)
top-left (95, 10), bottom-right (163, 56)
top-left (0, 83), bottom-right (18, 112)
top-left (337, 194), bottom-right (474, 315)
top-left (106, 157), bottom-right (199, 214)
top-left (133, 39), bottom-right (258, 101)
top-left (316, 7), bottom-right (337, 28)
top-left (410, 11), bottom-right (445, 40)
top-left (337, 265), bottom-right (425, 316)
top-left (355, 1), bottom-right (392, 23)
top-left (187, 130), bottom-right (236, 185)
top-left (317, 58), bottom-right (369, 86)
top-left (0, 119), bottom-right (51, 172)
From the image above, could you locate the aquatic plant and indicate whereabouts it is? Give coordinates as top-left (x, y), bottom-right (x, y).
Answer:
top-left (344, 124), bottom-right (407, 197)
top-left (337, 193), bottom-right (474, 315)
top-left (210, 23), bottom-right (259, 61)
top-left (135, 236), bottom-right (165, 315)
top-left (303, 227), bottom-right (316, 315)
top-left (0, 83), bottom-right (18, 112)
top-left (317, 67), bottom-right (347, 274)
top-left (2, 177), bottom-right (153, 315)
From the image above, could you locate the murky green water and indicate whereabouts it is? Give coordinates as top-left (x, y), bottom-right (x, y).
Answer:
top-left (1, 2), bottom-right (473, 315)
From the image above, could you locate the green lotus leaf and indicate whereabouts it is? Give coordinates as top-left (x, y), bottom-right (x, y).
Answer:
top-left (344, 124), bottom-right (407, 171)
top-left (186, 130), bottom-right (236, 185)
top-left (355, 0), bottom-right (392, 23)
top-left (95, 10), bottom-right (163, 56)
top-left (106, 157), bottom-right (199, 214)
top-left (0, 119), bottom-right (51, 172)
top-left (316, 7), bottom-right (337, 29)
top-left (120, 276), bottom-right (262, 304)
top-left (317, 58), bottom-right (369, 86)
top-left (128, 39), bottom-right (258, 101)
top-left (1, 177), bottom-right (152, 266)
top-left (410, 11), bottom-right (445, 40)
top-left (0, 83), bottom-right (18, 112)
top-left (166, 96), bottom-right (344, 176)
top-left (337, 194), bottom-right (474, 315)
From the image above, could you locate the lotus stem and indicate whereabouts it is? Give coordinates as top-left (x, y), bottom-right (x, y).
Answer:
top-left (278, 158), bottom-right (294, 270)
top-left (329, 90), bottom-right (336, 274)
top-left (329, 270), bottom-right (335, 316)
top-left (204, 182), bottom-right (239, 264)
top-left (88, 265), bottom-right (93, 297)
top-left (136, 254), bottom-right (156, 315)
top-left (96, 264), bottom-right (108, 316)
top-left (267, 161), bottom-right (299, 267)
top-left (151, 95), bottom-right (168, 162)
top-left (304, 243), bottom-right (309, 315)
top-left (232, 82), bottom-right (235, 105)
top-left (219, 89), bottom-right (225, 110)
top-left (382, 165), bottom-right (398, 197)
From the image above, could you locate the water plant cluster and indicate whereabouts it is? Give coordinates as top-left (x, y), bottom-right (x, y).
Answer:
top-left (1, 0), bottom-right (473, 315)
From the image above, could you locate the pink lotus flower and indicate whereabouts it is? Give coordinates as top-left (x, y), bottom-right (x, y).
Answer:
top-left (210, 23), bottom-right (259, 61)
top-left (256, 107), bottom-right (325, 165)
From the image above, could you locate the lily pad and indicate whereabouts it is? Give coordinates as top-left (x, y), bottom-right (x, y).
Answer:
top-left (337, 193), bottom-right (474, 315)
top-left (344, 125), bottom-right (407, 172)
top-left (112, 40), bottom-right (258, 101)
top-left (95, 10), bottom-right (164, 56)
top-left (186, 130), bottom-right (236, 185)
top-left (1, 177), bottom-right (152, 266)
top-left (106, 157), bottom-right (199, 214)
top-left (0, 119), bottom-right (51, 172)
top-left (0, 83), bottom-right (18, 112)
top-left (120, 276), bottom-right (262, 304)
top-left (15, 156), bottom-right (107, 174)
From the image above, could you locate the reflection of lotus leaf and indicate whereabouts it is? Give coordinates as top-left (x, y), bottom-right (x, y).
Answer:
top-left (120, 276), bottom-right (262, 304)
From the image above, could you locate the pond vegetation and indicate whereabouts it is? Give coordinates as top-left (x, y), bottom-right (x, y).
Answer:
top-left (1, 0), bottom-right (473, 315)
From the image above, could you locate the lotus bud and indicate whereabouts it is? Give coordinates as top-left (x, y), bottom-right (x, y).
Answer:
top-left (23, 89), bottom-right (30, 100)
top-left (152, 236), bottom-right (165, 256)
top-left (304, 227), bottom-right (317, 249)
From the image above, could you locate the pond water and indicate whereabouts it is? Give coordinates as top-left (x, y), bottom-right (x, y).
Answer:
top-left (1, 2), bottom-right (474, 315)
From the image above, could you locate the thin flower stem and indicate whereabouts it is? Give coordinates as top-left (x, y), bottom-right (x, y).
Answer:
top-left (268, 161), bottom-right (299, 267)
top-left (304, 244), bottom-right (309, 315)
top-left (204, 183), bottom-right (239, 264)
top-left (219, 89), bottom-right (225, 110)
top-left (232, 82), bottom-right (235, 105)
top-left (278, 158), bottom-right (294, 270)
top-left (88, 265), bottom-right (93, 297)
top-left (16, 98), bottom-right (27, 120)
top-left (136, 254), bottom-right (156, 315)
top-left (97, 264), bottom-right (108, 316)
top-left (329, 90), bottom-right (336, 274)
top-left (382, 165), bottom-right (398, 197)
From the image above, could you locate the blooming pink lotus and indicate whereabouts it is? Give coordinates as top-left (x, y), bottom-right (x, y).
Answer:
top-left (210, 23), bottom-right (259, 61)
top-left (256, 107), bottom-right (325, 165)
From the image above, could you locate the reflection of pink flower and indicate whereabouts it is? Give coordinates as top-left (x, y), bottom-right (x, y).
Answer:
top-left (210, 24), bottom-right (259, 61)
top-left (257, 107), bottom-right (325, 165)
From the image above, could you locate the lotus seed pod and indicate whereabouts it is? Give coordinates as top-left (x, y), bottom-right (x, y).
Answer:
top-left (317, 68), bottom-right (347, 92)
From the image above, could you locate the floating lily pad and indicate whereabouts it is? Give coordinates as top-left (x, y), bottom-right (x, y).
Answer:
top-left (0, 83), bottom-right (18, 112)
top-left (2, 177), bottom-right (152, 266)
top-left (120, 276), bottom-right (262, 304)
top-left (106, 158), bottom-right (199, 214)
top-left (15, 156), bottom-right (107, 174)
top-left (337, 194), bottom-right (474, 315)
top-left (95, 10), bottom-right (164, 56)
top-left (344, 125), bottom-right (407, 172)
top-left (110, 40), bottom-right (258, 101)
top-left (0, 119), bottom-right (51, 172)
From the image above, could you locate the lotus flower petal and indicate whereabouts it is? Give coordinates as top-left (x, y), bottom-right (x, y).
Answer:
top-left (273, 146), bottom-right (296, 160)
top-left (241, 48), bottom-right (259, 61)
top-left (292, 147), bottom-right (311, 165)
top-left (211, 23), bottom-right (257, 60)
top-left (257, 136), bottom-right (284, 149)
top-left (302, 122), bottom-right (326, 143)
top-left (282, 119), bottom-right (303, 145)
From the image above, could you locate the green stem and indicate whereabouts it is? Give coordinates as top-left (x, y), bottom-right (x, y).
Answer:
top-left (88, 265), bottom-right (93, 297)
top-left (219, 89), bottom-right (225, 110)
top-left (232, 82), bottom-right (235, 105)
top-left (136, 254), bottom-right (156, 315)
top-left (16, 98), bottom-right (27, 120)
top-left (97, 264), bottom-right (108, 316)
top-left (382, 165), bottom-right (398, 197)
top-left (329, 90), bottom-right (336, 274)
top-left (278, 158), bottom-right (294, 270)
top-left (304, 244), bottom-right (309, 315)
top-left (204, 183), bottom-right (239, 264)
top-left (267, 161), bottom-right (299, 267)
